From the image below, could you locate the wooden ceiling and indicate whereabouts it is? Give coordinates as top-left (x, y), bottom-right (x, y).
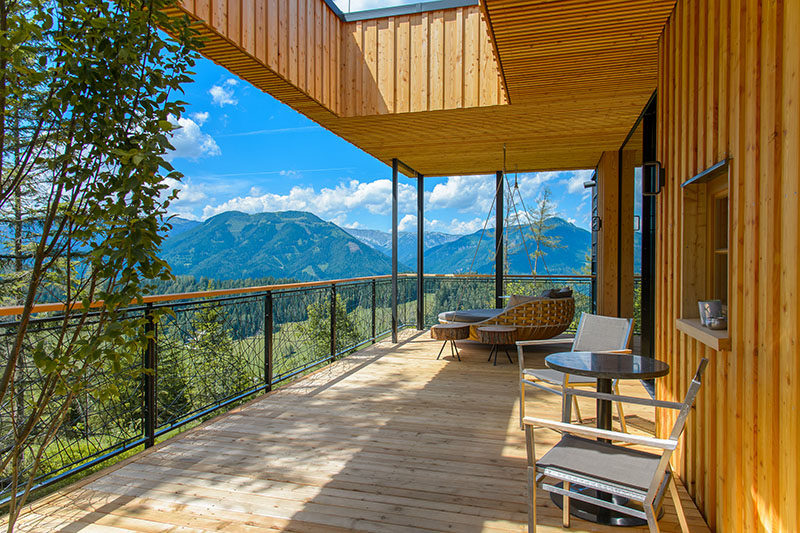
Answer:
top-left (482, 0), bottom-right (678, 104)
top-left (169, 0), bottom-right (677, 176)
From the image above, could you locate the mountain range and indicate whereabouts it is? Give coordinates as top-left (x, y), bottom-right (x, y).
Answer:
top-left (161, 211), bottom-right (403, 281)
top-left (161, 211), bottom-right (594, 280)
top-left (344, 228), bottom-right (460, 266)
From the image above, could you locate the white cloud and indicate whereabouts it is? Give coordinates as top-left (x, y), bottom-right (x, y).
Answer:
top-left (428, 175), bottom-right (496, 213)
top-left (330, 214), bottom-right (363, 229)
top-left (209, 79), bottom-right (238, 107)
top-left (166, 115), bottom-right (220, 161)
top-left (162, 176), bottom-right (208, 214)
top-left (190, 111), bottom-right (209, 125)
top-left (560, 170), bottom-right (594, 195)
top-left (398, 214), bottom-right (417, 232)
top-left (428, 217), bottom-right (486, 235)
top-left (201, 178), bottom-right (416, 220)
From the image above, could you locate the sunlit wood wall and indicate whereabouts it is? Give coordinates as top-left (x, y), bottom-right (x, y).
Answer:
top-left (655, 0), bottom-right (799, 531)
top-left (340, 6), bottom-right (504, 116)
top-left (173, 0), bottom-right (504, 118)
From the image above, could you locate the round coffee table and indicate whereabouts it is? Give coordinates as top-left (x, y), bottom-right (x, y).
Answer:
top-left (476, 325), bottom-right (517, 365)
top-left (430, 323), bottom-right (470, 361)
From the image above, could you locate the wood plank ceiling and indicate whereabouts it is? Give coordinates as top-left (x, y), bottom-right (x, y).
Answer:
top-left (170, 0), bottom-right (677, 176)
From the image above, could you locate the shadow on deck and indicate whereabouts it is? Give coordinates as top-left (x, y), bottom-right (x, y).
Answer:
top-left (11, 330), bottom-right (709, 532)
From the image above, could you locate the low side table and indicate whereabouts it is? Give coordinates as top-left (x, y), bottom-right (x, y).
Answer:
top-left (476, 325), bottom-right (517, 365)
top-left (430, 323), bottom-right (470, 361)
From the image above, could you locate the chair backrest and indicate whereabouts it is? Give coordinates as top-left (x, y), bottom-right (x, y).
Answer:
top-left (645, 358), bottom-right (709, 501)
top-left (571, 313), bottom-right (634, 352)
top-left (665, 358), bottom-right (710, 442)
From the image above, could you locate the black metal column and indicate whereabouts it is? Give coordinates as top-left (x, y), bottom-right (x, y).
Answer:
top-left (495, 170), bottom-right (504, 309)
top-left (330, 285), bottom-right (337, 357)
top-left (416, 173), bottom-right (424, 330)
top-left (143, 304), bottom-right (157, 449)
top-left (264, 292), bottom-right (273, 391)
top-left (371, 278), bottom-right (377, 343)
top-left (391, 158), bottom-right (399, 343)
top-left (642, 97), bottom-right (657, 358)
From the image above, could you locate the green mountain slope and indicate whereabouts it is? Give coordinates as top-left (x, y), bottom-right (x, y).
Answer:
top-left (160, 211), bottom-right (401, 281)
top-left (425, 217), bottom-right (591, 275)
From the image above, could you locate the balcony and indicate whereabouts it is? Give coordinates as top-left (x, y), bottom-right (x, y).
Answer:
top-left (2, 276), bottom-right (706, 531)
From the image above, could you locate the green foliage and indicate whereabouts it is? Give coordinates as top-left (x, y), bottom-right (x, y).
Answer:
top-left (298, 299), bottom-right (361, 361)
top-left (185, 306), bottom-right (253, 397)
top-left (0, 0), bottom-right (200, 521)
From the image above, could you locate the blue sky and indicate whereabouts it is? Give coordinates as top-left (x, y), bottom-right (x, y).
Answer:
top-left (164, 56), bottom-right (594, 234)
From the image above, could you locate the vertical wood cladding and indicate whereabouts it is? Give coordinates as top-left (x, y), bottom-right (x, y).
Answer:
top-left (175, 0), bottom-right (504, 117)
top-left (656, 0), bottom-right (799, 530)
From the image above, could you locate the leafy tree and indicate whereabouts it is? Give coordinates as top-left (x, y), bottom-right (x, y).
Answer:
top-left (185, 306), bottom-right (251, 401)
top-left (526, 187), bottom-right (564, 274)
top-left (298, 299), bottom-right (361, 362)
top-left (0, 0), bottom-right (199, 524)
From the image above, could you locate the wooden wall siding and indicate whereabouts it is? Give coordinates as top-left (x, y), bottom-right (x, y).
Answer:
top-left (175, 0), bottom-right (342, 115)
top-left (339, 6), bottom-right (505, 116)
top-left (655, 0), bottom-right (799, 531)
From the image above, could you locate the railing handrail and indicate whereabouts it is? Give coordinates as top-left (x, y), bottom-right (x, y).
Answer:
top-left (0, 272), bottom-right (597, 317)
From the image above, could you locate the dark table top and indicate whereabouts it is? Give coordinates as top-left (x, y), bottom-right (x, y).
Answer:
top-left (544, 351), bottom-right (670, 380)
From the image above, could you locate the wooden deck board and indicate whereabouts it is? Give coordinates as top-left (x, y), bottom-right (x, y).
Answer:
top-left (10, 330), bottom-right (710, 532)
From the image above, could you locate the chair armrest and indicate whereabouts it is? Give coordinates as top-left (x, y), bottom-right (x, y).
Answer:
top-left (562, 387), bottom-right (684, 410)
top-left (523, 416), bottom-right (677, 450)
top-left (593, 349), bottom-right (632, 354)
top-left (515, 338), bottom-right (573, 347)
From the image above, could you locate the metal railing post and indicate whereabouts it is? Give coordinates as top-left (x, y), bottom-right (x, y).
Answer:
top-left (143, 303), bottom-right (157, 449)
top-left (264, 292), bottom-right (273, 391)
top-left (330, 285), bottom-right (337, 358)
top-left (371, 279), bottom-right (377, 342)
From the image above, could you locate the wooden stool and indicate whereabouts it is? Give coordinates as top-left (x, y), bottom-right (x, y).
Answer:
top-left (476, 326), bottom-right (517, 366)
top-left (430, 323), bottom-right (470, 361)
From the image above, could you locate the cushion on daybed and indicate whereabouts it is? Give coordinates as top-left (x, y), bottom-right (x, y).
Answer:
top-left (437, 308), bottom-right (504, 323)
top-left (540, 286), bottom-right (573, 299)
top-left (506, 294), bottom-right (543, 308)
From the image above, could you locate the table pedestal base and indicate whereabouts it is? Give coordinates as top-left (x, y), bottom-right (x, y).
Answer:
top-left (550, 484), bottom-right (662, 527)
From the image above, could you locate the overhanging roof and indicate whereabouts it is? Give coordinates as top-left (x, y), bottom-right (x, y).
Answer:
top-left (168, 0), bottom-right (676, 176)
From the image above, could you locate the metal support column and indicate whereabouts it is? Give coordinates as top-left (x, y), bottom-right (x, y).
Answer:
top-left (416, 173), bottom-right (424, 330)
top-left (495, 170), bottom-right (504, 309)
top-left (264, 292), bottom-right (273, 390)
top-left (143, 304), bottom-right (157, 449)
top-left (391, 158), bottom-right (399, 343)
top-left (330, 285), bottom-right (337, 357)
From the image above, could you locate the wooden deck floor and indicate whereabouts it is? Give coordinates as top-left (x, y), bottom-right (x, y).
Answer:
top-left (11, 331), bottom-right (710, 532)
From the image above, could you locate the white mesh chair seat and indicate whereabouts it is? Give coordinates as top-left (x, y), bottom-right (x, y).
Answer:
top-left (523, 368), bottom-right (596, 384)
top-left (537, 435), bottom-right (661, 495)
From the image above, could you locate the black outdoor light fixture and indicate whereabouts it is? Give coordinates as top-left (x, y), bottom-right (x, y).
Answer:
top-left (642, 160), bottom-right (665, 196)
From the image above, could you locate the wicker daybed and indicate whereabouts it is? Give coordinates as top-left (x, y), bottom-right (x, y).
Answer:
top-left (437, 296), bottom-right (575, 342)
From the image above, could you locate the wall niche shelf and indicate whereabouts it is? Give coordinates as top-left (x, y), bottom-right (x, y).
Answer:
top-left (676, 318), bottom-right (731, 351)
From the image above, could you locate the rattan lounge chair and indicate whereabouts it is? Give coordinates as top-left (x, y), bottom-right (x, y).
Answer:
top-left (438, 297), bottom-right (575, 342)
top-left (523, 358), bottom-right (708, 533)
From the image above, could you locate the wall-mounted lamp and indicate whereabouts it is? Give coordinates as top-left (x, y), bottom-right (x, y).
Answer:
top-left (643, 161), bottom-right (665, 196)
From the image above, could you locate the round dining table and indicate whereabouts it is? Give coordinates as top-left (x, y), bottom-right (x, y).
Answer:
top-left (544, 351), bottom-right (670, 526)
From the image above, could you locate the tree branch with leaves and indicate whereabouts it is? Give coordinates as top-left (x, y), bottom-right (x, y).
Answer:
top-left (0, 0), bottom-right (199, 526)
